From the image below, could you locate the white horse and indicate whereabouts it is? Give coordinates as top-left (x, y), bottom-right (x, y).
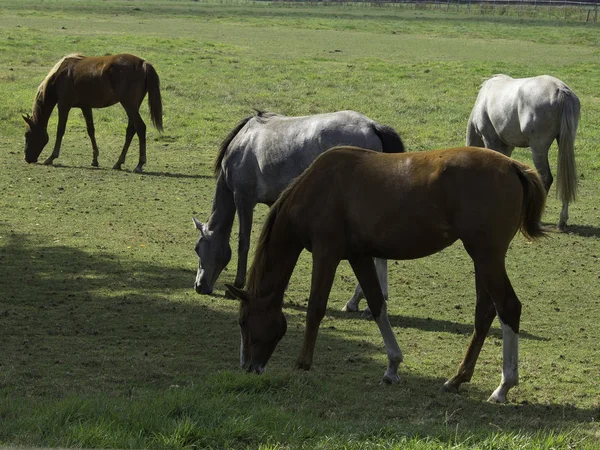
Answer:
top-left (466, 74), bottom-right (580, 230)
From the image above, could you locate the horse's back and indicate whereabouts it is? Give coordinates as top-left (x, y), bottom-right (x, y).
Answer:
top-left (223, 111), bottom-right (384, 203)
top-left (472, 74), bottom-right (573, 147)
top-left (284, 146), bottom-right (527, 259)
top-left (61, 54), bottom-right (148, 107)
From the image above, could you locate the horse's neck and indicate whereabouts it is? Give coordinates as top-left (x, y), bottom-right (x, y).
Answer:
top-left (249, 213), bottom-right (303, 303)
top-left (32, 84), bottom-right (57, 129)
top-left (207, 174), bottom-right (236, 237)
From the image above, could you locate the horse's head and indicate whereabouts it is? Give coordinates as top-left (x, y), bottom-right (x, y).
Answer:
top-left (226, 284), bottom-right (287, 374)
top-left (23, 114), bottom-right (49, 163)
top-left (193, 217), bottom-right (231, 295)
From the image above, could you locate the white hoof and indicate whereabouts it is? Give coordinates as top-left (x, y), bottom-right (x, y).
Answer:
top-left (342, 302), bottom-right (359, 313)
top-left (487, 387), bottom-right (508, 403)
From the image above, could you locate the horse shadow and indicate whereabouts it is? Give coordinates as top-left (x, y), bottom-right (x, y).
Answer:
top-left (42, 162), bottom-right (212, 180)
top-left (283, 302), bottom-right (547, 341)
top-left (565, 224), bottom-right (600, 238)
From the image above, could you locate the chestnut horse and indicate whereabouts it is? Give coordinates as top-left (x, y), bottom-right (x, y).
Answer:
top-left (23, 53), bottom-right (163, 173)
top-left (226, 146), bottom-right (547, 403)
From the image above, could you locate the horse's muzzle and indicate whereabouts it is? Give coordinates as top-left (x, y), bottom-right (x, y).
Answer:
top-left (194, 282), bottom-right (213, 295)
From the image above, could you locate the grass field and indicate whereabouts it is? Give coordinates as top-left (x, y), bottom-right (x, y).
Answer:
top-left (1, 1), bottom-right (599, 448)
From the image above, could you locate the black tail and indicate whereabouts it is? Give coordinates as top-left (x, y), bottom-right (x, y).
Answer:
top-left (144, 61), bottom-right (163, 132)
top-left (373, 123), bottom-right (405, 154)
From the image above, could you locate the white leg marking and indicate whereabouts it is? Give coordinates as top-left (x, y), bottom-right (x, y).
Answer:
top-left (343, 283), bottom-right (364, 312)
top-left (344, 258), bottom-right (389, 314)
top-left (488, 319), bottom-right (519, 403)
top-left (375, 301), bottom-right (403, 384)
top-left (375, 258), bottom-right (389, 301)
top-left (559, 202), bottom-right (569, 230)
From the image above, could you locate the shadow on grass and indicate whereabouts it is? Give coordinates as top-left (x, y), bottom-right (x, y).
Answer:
top-left (0, 226), bottom-right (596, 446)
top-left (45, 162), bottom-right (212, 180)
top-left (284, 302), bottom-right (547, 341)
top-left (566, 223), bottom-right (600, 238)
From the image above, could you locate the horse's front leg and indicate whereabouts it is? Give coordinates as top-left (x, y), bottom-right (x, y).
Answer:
top-left (81, 107), bottom-right (100, 167)
top-left (296, 254), bottom-right (340, 371)
top-left (43, 106), bottom-right (70, 165)
top-left (232, 194), bottom-right (255, 290)
top-left (349, 256), bottom-right (402, 384)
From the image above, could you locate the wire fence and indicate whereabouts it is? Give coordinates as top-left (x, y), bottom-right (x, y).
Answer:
top-left (391, 0), bottom-right (600, 22)
top-left (263, 0), bottom-right (600, 22)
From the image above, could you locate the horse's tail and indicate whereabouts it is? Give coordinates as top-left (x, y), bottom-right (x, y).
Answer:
top-left (214, 114), bottom-right (254, 177)
top-left (556, 87), bottom-right (580, 205)
top-left (513, 162), bottom-right (548, 240)
top-left (144, 61), bottom-right (163, 132)
top-left (372, 123), bottom-right (405, 154)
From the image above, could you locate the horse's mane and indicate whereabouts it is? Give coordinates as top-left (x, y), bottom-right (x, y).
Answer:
top-left (32, 53), bottom-right (85, 122)
top-left (213, 110), bottom-right (281, 177)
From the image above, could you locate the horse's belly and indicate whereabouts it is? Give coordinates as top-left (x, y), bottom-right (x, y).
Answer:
top-left (354, 226), bottom-right (457, 261)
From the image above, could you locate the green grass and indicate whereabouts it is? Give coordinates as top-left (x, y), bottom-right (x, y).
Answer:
top-left (1, 1), bottom-right (599, 448)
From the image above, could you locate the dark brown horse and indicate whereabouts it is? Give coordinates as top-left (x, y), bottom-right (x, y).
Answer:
top-left (226, 146), bottom-right (547, 403)
top-left (23, 53), bottom-right (163, 173)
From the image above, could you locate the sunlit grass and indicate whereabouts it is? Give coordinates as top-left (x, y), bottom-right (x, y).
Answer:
top-left (0, 1), bottom-right (599, 448)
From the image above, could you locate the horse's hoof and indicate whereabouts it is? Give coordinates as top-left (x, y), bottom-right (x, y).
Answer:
top-left (440, 381), bottom-right (459, 394)
top-left (342, 303), bottom-right (359, 313)
top-left (42, 159), bottom-right (54, 166)
top-left (382, 373), bottom-right (400, 384)
top-left (91, 162), bottom-right (99, 167)
top-left (112, 164), bottom-right (122, 170)
top-left (361, 309), bottom-right (374, 320)
top-left (295, 361), bottom-right (311, 371)
top-left (557, 223), bottom-right (567, 232)
top-left (487, 392), bottom-right (508, 403)
top-left (224, 290), bottom-right (237, 300)
top-left (134, 166), bottom-right (144, 174)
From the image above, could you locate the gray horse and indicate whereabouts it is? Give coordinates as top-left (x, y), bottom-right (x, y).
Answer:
top-left (193, 110), bottom-right (404, 308)
top-left (466, 74), bottom-right (580, 230)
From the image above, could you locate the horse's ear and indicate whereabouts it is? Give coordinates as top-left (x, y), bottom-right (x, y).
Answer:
top-left (22, 114), bottom-right (34, 128)
top-left (192, 217), bottom-right (204, 232)
top-left (225, 284), bottom-right (249, 303)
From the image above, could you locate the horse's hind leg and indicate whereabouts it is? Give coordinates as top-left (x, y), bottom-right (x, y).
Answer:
top-left (43, 106), bottom-right (70, 165)
top-left (471, 257), bottom-right (521, 403)
top-left (343, 258), bottom-right (388, 313)
top-left (531, 144), bottom-right (553, 193)
top-left (531, 143), bottom-right (569, 230)
top-left (442, 265), bottom-right (496, 394)
top-left (81, 107), bottom-right (100, 167)
top-left (349, 256), bottom-right (402, 384)
top-left (114, 120), bottom-right (136, 171)
top-left (118, 102), bottom-right (146, 173)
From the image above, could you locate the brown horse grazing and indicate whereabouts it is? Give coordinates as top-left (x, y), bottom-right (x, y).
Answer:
top-left (22, 53), bottom-right (163, 173)
top-left (226, 146), bottom-right (547, 403)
